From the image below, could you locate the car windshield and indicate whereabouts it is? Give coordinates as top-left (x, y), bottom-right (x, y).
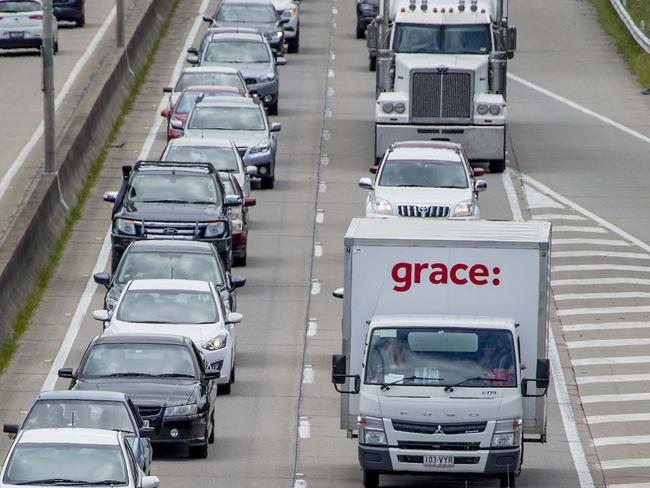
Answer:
top-left (163, 146), bottom-right (239, 172)
top-left (127, 173), bottom-right (220, 204)
top-left (393, 23), bottom-right (492, 54)
top-left (116, 251), bottom-right (224, 286)
top-left (117, 290), bottom-right (219, 324)
top-left (220, 179), bottom-right (237, 197)
top-left (0, 1), bottom-right (40, 13)
top-left (378, 159), bottom-right (468, 188)
top-left (216, 4), bottom-right (278, 22)
top-left (188, 106), bottom-right (265, 131)
top-left (176, 91), bottom-right (239, 114)
top-left (205, 41), bottom-right (270, 64)
top-left (23, 401), bottom-right (135, 433)
top-left (2, 444), bottom-right (128, 485)
top-left (365, 328), bottom-right (516, 387)
top-left (80, 344), bottom-right (197, 378)
top-left (175, 73), bottom-right (244, 92)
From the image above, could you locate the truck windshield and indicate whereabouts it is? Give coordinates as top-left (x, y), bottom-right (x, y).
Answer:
top-left (365, 327), bottom-right (516, 388)
top-left (393, 23), bottom-right (492, 54)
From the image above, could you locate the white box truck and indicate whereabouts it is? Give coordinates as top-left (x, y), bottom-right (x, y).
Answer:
top-left (331, 218), bottom-right (551, 487)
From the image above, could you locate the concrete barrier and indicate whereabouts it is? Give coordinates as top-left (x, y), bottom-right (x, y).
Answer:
top-left (0, 0), bottom-right (177, 342)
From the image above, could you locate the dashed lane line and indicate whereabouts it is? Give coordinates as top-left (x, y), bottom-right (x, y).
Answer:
top-left (553, 238), bottom-right (631, 246)
top-left (574, 357), bottom-right (650, 367)
top-left (577, 373), bottom-right (650, 384)
top-left (582, 392), bottom-right (650, 404)
top-left (563, 322), bottom-right (650, 332)
top-left (555, 292), bottom-right (650, 301)
top-left (588, 413), bottom-right (650, 424)
top-left (595, 436), bottom-right (650, 447)
top-left (553, 251), bottom-right (650, 260)
top-left (568, 338), bottom-right (650, 349)
top-left (558, 305), bottom-right (650, 317)
top-left (553, 278), bottom-right (650, 287)
top-left (552, 265), bottom-right (650, 273)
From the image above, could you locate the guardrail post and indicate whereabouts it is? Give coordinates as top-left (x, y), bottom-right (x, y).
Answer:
top-left (116, 0), bottom-right (125, 48)
top-left (42, 0), bottom-right (56, 175)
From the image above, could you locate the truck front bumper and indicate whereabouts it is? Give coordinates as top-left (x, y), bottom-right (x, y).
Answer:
top-left (359, 445), bottom-right (521, 475)
top-left (375, 124), bottom-right (505, 161)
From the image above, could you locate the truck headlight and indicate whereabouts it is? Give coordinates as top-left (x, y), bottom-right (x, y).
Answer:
top-left (453, 201), bottom-right (473, 217)
top-left (382, 102), bottom-right (394, 114)
top-left (115, 218), bottom-right (136, 236)
top-left (165, 404), bottom-right (198, 417)
top-left (205, 221), bottom-right (227, 238)
top-left (231, 219), bottom-right (243, 232)
top-left (359, 415), bottom-right (387, 446)
top-left (393, 102), bottom-right (405, 114)
top-left (374, 197), bottom-right (393, 215)
top-left (203, 333), bottom-right (227, 351)
top-left (489, 104), bottom-right (502, 116)
top-left (491, 418), bottom-right (522, 448)
top-left (477, 104), bottom-right (489, 115)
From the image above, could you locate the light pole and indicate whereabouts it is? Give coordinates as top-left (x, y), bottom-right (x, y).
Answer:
top-left (116, 0), bottom-right (125, 48)
top-left (42, 0), bottom-right (56, 174)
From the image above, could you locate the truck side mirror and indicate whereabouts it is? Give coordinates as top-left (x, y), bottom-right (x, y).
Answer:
top-left (507, 26), bottom-right (517, 58)
top-left (536, 358), bottom-right (550, 389)
top-left (332, 354), bottom-right (347, 384)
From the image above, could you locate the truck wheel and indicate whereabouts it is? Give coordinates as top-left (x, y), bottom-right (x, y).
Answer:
top-left (489, 159), bottom-right (506, 173)
top-left (218, 380), bottom-right (232, 395)
top-left (362, 469), bottom-right (379, 488)
top-left (369, 55), bottom-right (376, 72)
top-left (499, 472), bottom-right (516, 488)
top-left (356, 23), bottom-right (365, 39)
top-left (75, 14), bottom-right (85, 27)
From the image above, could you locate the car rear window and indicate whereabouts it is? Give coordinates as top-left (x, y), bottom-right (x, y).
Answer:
top-left (0, 1), bottom-right (41, 12)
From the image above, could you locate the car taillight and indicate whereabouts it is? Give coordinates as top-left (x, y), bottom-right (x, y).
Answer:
top-left (29, 14), bottom-right (43, 19)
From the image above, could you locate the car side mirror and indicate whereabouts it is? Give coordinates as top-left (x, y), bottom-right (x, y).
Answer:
top-left (246, 165), bottom-right (258, 176)
top-left (162, 86), bottom-right (172, 93)
top-left (3, 424), bottom-right (19, 435)
top-left (227, 312), bottom-right (243, 324)
top-left (474, 180), bottom-right (487, 192)
top-left (139, 426), bottom-right (155, 439)
top-left (58, 368), bottom-right (75, 379)
top-left (202, 15), bottom-right (214, 23)
top-left (359, 177), bottom-right (373, 190)
top-left (369, 165), bottom-right (378, 174)
top-left (231, 275), bottom-right (246, 289)
top-left (186, 54), bottom-right (200, 65)
top-left (93, 272), bottom-right (110, 288)
top-left (92, 310), bottom-right (110, 322)
top-left (244, 197), bottom-right (256, 207)
top-left (224, 195), bottom-right (242, 207)
top-left (472, 167), bottom-right (485, 177)
top-left (279, 18), bottom-right (289, 24)
top-left (187, 47), bottom-right (198, 55)
top-left (204, 369), bottom-right (221, 380)
top-left (332, 287), bottom-right (344, 299)
top-left (160, 108), bottom-right (170, 118)
top-left (170, 119), bottom-right (184, 130)
top-left (270, 122), bottom-right (282, 132)
top-left (275, 56), bottom-right (287, 66)
top-left (141, 476), bottom-right (160, 488)
top-left (103, 191), bottom-right (118, 203)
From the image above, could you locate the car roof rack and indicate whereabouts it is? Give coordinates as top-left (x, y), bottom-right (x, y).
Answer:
top-left (133, 160), bottom-right (215, 173)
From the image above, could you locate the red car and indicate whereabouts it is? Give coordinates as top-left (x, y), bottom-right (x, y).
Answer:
top-left (161, 85), bottom-right (244, 140)
top-left (219, 173), bottom-right (255, 266)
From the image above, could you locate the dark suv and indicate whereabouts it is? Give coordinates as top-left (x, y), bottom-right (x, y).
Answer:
top-left (104, 161), bottom-right (232, 273)
top-left (53, 0), bottom-right (85, 27)
top-left (356, 0), bottom-right (378, 39)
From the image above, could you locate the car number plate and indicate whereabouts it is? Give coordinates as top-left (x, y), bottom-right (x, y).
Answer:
top-left (10, 32), bottom-right (24, 39)
top-left (423, 455), bottom-right (454, 468)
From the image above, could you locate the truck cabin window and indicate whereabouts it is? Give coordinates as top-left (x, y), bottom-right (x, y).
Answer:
top-left (393, 23), bottom-right (492, 54)
top-left (365, 328), bottom-right (516, 387)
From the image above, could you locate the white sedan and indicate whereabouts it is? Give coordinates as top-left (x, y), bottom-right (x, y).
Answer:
top-left (94, 279), bottom-right (242, 395)
top-left (360, 141), bottom-right (487, 219)
top-left (0, 428), bottom-right (159, 488)
top-left (0, 0), bottom-right (58, 53)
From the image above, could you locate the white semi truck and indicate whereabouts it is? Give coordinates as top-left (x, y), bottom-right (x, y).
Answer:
top-left (331, 218), bottom-right (551, 487)
top-left (367, 0), bottom-right (517, 172)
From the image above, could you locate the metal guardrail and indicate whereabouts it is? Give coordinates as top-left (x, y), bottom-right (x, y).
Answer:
top-left (610, 0), bottom-right (650, 54)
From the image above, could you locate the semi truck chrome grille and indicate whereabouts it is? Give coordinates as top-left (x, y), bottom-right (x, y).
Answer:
top-left (397, 204), bottom-right (450, 218)
top-left (398, 455), bottom-right (480, 465)
top-left (411, 71), bottom-right (472, 123)
top-left (392, 419), bottom-right (487, 435)
top-left (398, 441), bottom-right (481, 451)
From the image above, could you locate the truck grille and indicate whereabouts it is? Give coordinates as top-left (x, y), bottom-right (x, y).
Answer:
top-left (397, 205), bottom-right (450, 218)
top-left (392, 420), bottom-right (487, 435)
top-left (411, 71), bottom-right (473, 123)
top-left (136, 221), bottom-right (208, 240)
top-left (398, 455), bottom-right (480, 465)
top-left (398, 441), bottom-right (481, 451)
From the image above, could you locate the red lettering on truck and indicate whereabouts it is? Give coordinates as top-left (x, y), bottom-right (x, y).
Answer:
top-left (392, 262), bottom-right (501, 292)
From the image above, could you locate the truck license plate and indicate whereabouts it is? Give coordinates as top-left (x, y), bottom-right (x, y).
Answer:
top-left (423, 455), bottom-right (454, 468)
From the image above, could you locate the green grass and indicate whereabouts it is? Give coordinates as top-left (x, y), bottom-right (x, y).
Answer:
top-left (626, 0), bottom-right (649, 28)
top-left (0, 0), bottom-right (180, 375)
top-left (588, 0), bottom-right (650, 87)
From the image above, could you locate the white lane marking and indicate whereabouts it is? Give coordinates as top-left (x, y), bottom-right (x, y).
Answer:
top-left (601, 459), bottom-right (650, 470)
top-left (555, 292), bottom-right (650, 301)
top-left (41, 229), bottom-right (111, 391)
top-left (553, 264), bottom-right (650, 273)
top-left (588, 413), bottom-right (650, 424)
top-left (322, 129), bottom-right (331, 141)
top-left (577, 373), bottom-right (650, 384)
top-left (320, 154), bottom-right (330, 165)
top-left (568, 338), bottom-right (650, 349)
top-left (595, 435), bottom-right (650, 447)
top-left (318, 181), bottom-right (327, 193)
top-left (609, 484), bottom-right (650, 488)
top-left (553, 278), bottom-right (650, 286)
top-left (307, 318), bottom-right (318, 337)
top-left (575, 356), bottom-right (650, 366)
top-left (314, 242), bottom-right (323, 257)
top-left (316, 209), bottom-right (324, 224)
top-left (554, 226), bottom-right (606, 234)
top-left (523, 184), bottom-right (565, 209)
top-left (0, 7), bottom-right (117, 201)
top-left (299, 419), bottom-right (311, 438)
top-left (564, 322), bottom-right (650, 332)
top-left (552, 238), bottom-right (630, 246)
top-left (328, 69), bottom-right (335, 78)
top-left (532, 214), bottom-right (587, 221)
top-left (311, 280), bottom-right (321, 295)
top-left (302, 365), bottom-right (314, 384)
top-left (294, 480), bottom-right (307, 488)
top-left (509, 73), bottom-right (650, 146)
top-left (582, 392), bottom-right (650, 404)
top-left (326, 87), bottom-right (334, 97)
top-left (558, 305), bottom-right (650, 317)
top-left (332, 7), bottom-right (338, 14)
top-left (501, 168), bottom-right (522, 221)
top-left (553, 251), bottom-right (650, 260)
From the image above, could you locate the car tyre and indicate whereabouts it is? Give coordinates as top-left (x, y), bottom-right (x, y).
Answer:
top-left (287, 27), bottom-right (299, 53)
top-left (188, 441), bottom-right (208, 459)
top-left (267, 99), bottom-right (278, 116)
top-left (75, 14), bottom-right (85, 28)
top-left (53, 38), bottom-right (59, 54)
top-left (369, 55), bottom-right (376, 72)
top-left (110, 250), bottom-right (122, 273)
top-left (260, 176), bottom-right (274, 190)
top-left (499, 472), bottom-right (516, 488)
top-left (356, 23), bottom-right (365, 39)
top-left (230, 364), bottom-right (236, 383)
top-left (488, 159), bottom-right (506, 173)
top-left (208, 413), bottom-right (215, 444)
top-left (233, 250), bottom-right (247, 266)
top-left (362, 469), bottom-right (379, 488)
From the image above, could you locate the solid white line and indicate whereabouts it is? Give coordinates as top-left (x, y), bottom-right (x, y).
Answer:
top-left (588, 413), bottom-right (650, 424)
top-left (553, 264), bottom-right (650, 273)
top-left (553, 251), bottom-right (650, 260)
top-left (577, 373), bottom-right (650, 384)
top-left (609, 484), bottom-right (650, 488)
top-left (552, 238), bottom-right (630, 246)
top-left (594, 435), bottom-right (650, 447)
top-left (555, 292), bottom-right (650, 301)
top-left (568, 338), bottom-right (650, 349)
top-left (0, 7), bottom-right (117, 202)
top-left (563, 322), bottom-right (650, 332)
top-left (501, 168), bottom-right (523, 221)
top-left (582, 392), bottom-right (650, 403)
top-left (554, 226), bottom-right (606, 234)
top-left (41, 229), bottom-right (111, 391)
top-left (553, 278), bottom-right (650, 286)
top-left (573, 356), bottom-right (650, 366)
top-left (509, 73), bottom-right (650, 146)
top-left (558, 305), bottom-right (650, 317)
top-left (532, 214), bottom-right (587, 221)
top-left (601, 459), bottom-right (650, 470)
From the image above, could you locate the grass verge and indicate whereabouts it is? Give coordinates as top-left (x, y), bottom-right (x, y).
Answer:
top-left (588, 0), bottom-right (650, 88)
top-left (0, 0), bottom-right (180, 374)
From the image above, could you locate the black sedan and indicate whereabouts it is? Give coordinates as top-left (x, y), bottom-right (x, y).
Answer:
top-left (53, 0), bottom-right (85, 27)
top-left (58, 334), bottom-right (219, 459)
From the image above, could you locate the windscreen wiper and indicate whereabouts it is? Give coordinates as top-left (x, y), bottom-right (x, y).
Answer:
top-left (78, 480), bottom-right (126, 486)
top-left (102, 372), bottom-right (155, 378)
top-left (16, 479), bottom-right (87, 486)
top-left (380, 376), bottom-right (438, 390)
top-left (155, 373), bottom-right (195, 378)
top-left (444, 376), bottom-right (509, 392)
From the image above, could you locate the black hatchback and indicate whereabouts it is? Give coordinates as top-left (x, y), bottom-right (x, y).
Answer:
top-left (53, 0), bottom-right (85, 27)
